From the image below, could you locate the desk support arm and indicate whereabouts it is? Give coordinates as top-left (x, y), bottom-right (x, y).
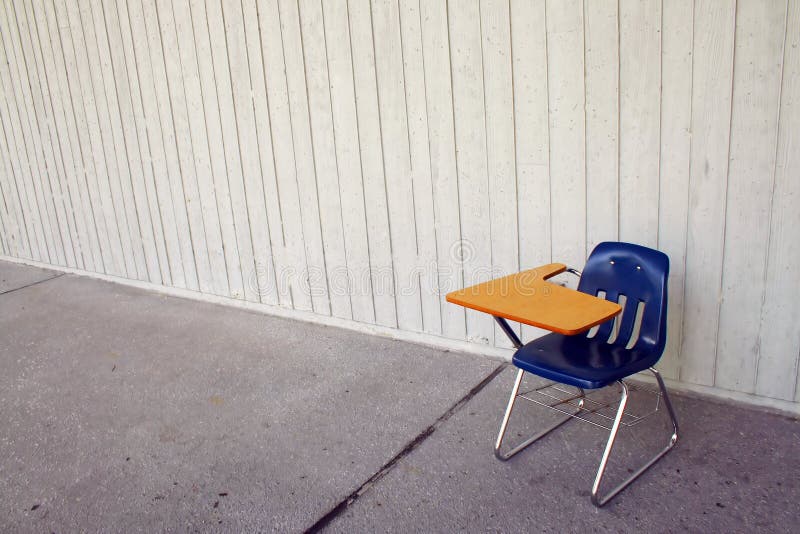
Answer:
top-left (494, 316), bottom-right (522, 349)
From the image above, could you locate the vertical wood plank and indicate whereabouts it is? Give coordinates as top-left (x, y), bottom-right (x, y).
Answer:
top-left (86, 0), bottom-right (150, 277)
top-left (0, 2), bottom-right (47, 263)
top-left (18, 0), bottom-right (78, 267)
top-left (57, 0), bottom-right (121, 272)
top-left (23, 2), bottom-right (85, 269)
top-left (511, 0), bottom-right (550, 343)
top-left (680, 0), bottom-right (736, 386)
top-left (480, 0), bottom-right (518, 347)
top-left (448, 0), bottom-right (492, 344)
top-left (110, 0), bottom-right (172, 285)
top-left (321, 0), bottom-right (375, 322)
top-left (757, 0), bottom-right (800, 401)
top-left (221, 0), bottom-right (279, 304)
top-left (185, 0), bottom-right (242, 296)
top-left (124, 0), bottom-right (186, 287)
top-left (203, 0), bottom-right (256, 300)
top-left (716, 0), bottom-right (786, 393)
top-left (45, 0), bottom-right (106, 271)
top-left (347, 0), bottom-right (397, 327)
top-left (256, 0), bottom-right (313, 311)
top-left (419, 0), bottom-right (463, 338)
top-left (52, 2), bottom-right (109, 273)
top-left (372, 0), bottom-right (423, 331)
top-left (4, 0), bottom-right (58, 265)
top-left (77, 0), bottom-right (139, 277)
top-left (155, 0), bottom-right (215, 290)
top-left (140, 0), bottom-right (198, 289)
top-left (0, 162), bottom-right (9, 254)
top-left (297, 0), bottom-right (352, 318)
top-left (242, 0), bottom-right (294, 307)
top-left (0, 104), bottom-right (30, 258)
top-left (399, 0), bottom-right (441, 334)
top-left (657, 0), bottom-right (693, 380)
top-left (34, 4), bottom-right (91, 268)
top-left (98, 0), bottom-right (165, 282)
top-left (7, 0), bottom-right (64, 266)
top-left (584, 0), bottom-right (618, 253)
top-left (0, 136), bottom-right (11, 255)
top-left (125, 0), bottom-right (187, 287)
top-left (169, 0), bottom-right (229, 293)
top-left (618, 0), bottom-right (661, 248)
top-left (54, 0), bottom-right (124, 273)
top-left (546, 0), bottom-right (585, 269)
top-left (277, 0), bottom-right (330, 314)
top-left (29, 2), bottom-right (83, 267)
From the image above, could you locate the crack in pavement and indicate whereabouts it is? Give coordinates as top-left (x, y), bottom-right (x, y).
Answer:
top-left (304, 363), bottom-right (507, 533)
top-left (0, 273), bottom-right (66, 296)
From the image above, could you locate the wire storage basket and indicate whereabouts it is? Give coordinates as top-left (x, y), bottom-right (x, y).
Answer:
top-left (516, 375), bottom-right (663, 432)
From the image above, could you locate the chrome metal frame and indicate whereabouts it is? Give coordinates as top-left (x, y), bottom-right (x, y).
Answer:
top-left (492, 314), bottom-right (680, 507)
top-left (494, 367), bottom-right (586, 461)
top-left (590, 368), bottom-right (679, 506)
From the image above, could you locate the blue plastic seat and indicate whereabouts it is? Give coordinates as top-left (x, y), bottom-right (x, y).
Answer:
top-left (493, 242), bottom-right (679, 507)
top-left (512, 334), bottom-right (663, 389)
top-left (512, 242), bottom-right (669, 389)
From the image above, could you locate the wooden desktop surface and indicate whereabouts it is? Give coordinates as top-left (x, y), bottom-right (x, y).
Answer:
top-left (445, 263), bottom-right (621, 336)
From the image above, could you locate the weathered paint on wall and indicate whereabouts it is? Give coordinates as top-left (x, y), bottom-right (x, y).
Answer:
top-left (0, 0), bottom-right (798, 407)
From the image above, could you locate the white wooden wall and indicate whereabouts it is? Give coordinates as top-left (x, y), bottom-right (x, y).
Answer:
top-left (1, 0), bottom-right (799, 407)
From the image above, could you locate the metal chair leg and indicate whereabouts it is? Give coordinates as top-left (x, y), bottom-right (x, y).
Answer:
top-left (590, 368), bottom-right (680, 506)
top-left (494, 368), bottom-right (584, 461)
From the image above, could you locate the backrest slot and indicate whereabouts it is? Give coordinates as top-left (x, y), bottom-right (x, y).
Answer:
top-left (606, 294), bottom-right (626, 344)
top-left (625, 301), bottom-right (646, 349)
top-left (586, 290), bottom-right (607, 338)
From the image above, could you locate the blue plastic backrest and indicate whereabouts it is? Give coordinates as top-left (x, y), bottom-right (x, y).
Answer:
top-left (577, 242), bottom-right (669, 353)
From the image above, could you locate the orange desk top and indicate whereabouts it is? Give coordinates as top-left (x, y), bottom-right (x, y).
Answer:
top-left (445, 263), bottom-right (621, 336)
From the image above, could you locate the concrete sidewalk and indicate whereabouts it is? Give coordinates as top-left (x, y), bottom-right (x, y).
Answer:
top-left (0, 260), bottom-right (797, 533)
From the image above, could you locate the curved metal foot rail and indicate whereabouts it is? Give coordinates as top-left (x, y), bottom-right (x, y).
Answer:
top-left (493, 315), bottom-right (588, 461)
top-left (494, 368), bottom-right (586, 460)
top-left (591, 367), bottom-right (679, 506)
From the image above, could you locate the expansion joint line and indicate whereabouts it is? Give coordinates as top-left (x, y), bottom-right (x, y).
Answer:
top-left (304, 363), bottom-right (507, 533)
